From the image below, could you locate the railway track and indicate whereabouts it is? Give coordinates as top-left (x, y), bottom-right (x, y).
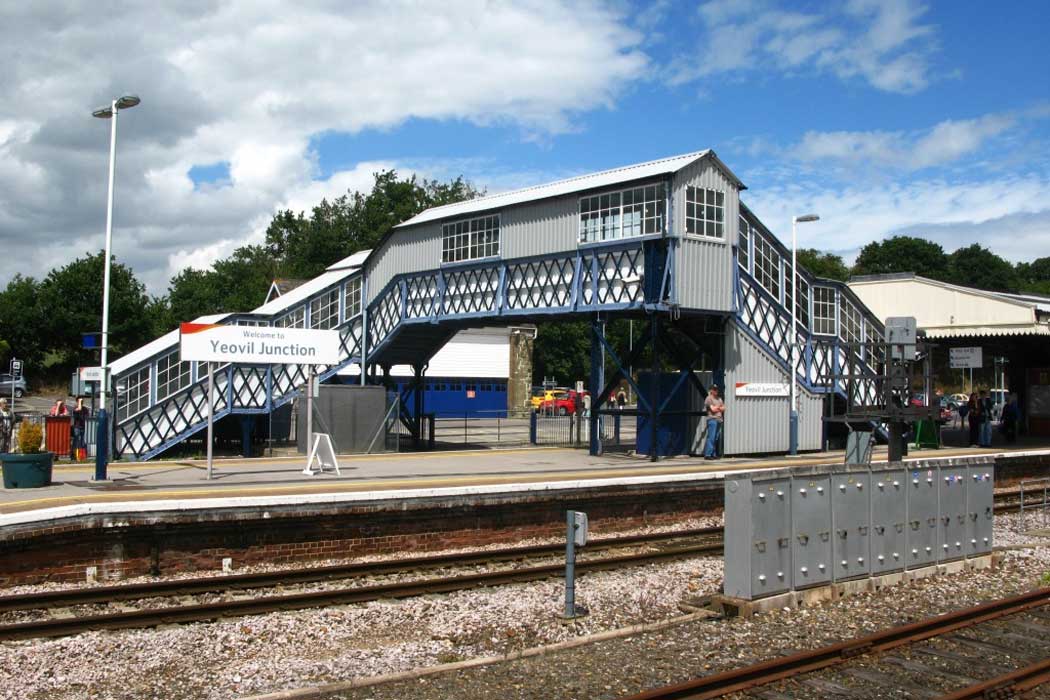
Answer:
top-left (617, 587), bottom-right (1050, 700)
top-left (0, 527), bottom-right (724, 641)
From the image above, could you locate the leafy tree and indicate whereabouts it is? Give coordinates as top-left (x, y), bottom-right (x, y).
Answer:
top-left (797, 248), bottom-right (850, 281)
top-left (532, 321), bottom-right (591, 387)
top-left (851, 236), bottom-right (949, 280)
top-left (163, 245), bottom-right (278, 326)
top-left (0, 275), bottom-right (45, 368)
top-left (38, 252), bottom-right (156, 371)
top-left (946, 244), bottom-right (1019, 292)
top-left (1017, 256), bottom-right (1050, 295)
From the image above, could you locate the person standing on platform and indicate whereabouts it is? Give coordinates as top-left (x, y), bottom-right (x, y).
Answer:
top-left (616, 388), bottom-right (627, 410)
top-left (978, 389), bottom-right (994, 447)
top-left (1001, 393), bottom-right (1020, 444)
top-left (71, 398), bottom-right (89, 460)
top-left (581, 391), bottom-right (591, 418)
top-left (703, 386), bottom-right (724, 460)
top-left (967, 393), bottom-right (980, 447)
top-left (0, 398), bottom-right (11, 454)
top-left (49, 398), bottom-right (69, 417)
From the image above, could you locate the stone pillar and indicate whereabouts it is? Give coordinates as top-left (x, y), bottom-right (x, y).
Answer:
top-left (507, 326), bottom-right (535, 417)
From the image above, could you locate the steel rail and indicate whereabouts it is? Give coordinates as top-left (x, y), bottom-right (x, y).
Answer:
top-left (617, 587), bottom-right (1050, 700)
top-left (936, 658), bottom-right (1050, 700)
top-left (0, 540), bottom-right (724, 640)
top-left (0, 526), bottom-right (723, 614)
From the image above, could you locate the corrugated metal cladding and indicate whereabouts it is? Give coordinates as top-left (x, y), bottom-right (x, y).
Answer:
top-left (365, 223), bottom-right (441, 303)
top-left (722, 323), bottom-right (821, 455)
top-left (672, 157), bottom-right (737, 312)
top-left (500, 193), bottom-right (580, 259)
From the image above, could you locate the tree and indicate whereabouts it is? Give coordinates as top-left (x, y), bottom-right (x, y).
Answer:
top-left (797, 249), bottom-right (850, 281)
top-left (1017, 256), bottom-right (1050, 295)
top-left (164, 245), bottom-right (278, 326)
top-left (532, 321), bottom-right (591, 387)
top-left (851, 236), bottom-right (949, 280)
top-left (39, 252), bottom-right (156, 371)
top-left (947, 244), bottom-right (1019, 292)
top-left (0, 275), bottom-right (45, 368)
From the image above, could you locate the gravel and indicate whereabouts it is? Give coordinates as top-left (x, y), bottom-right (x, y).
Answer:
top-left (0, 512), bottom-right (1047, 700)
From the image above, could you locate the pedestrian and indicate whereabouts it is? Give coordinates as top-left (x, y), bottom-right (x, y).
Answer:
top-left (49, 398), bottom-right (69, 417)
top-left (616, 388), bottom-right (627, 410)
top-left (957, 396), bottom-right (969, 430)
top-left (581, 392), bottom-right (591, 418)
top-left (703, 386), bottom-right (724, 460)
top-left (1001, 393), bottom-right (1020, 444)
top-left (978, 389), bottom-right (994, 447)
top-left (0, 398), bottom-right (11, 454)
top-left (967, 392), bottom-right (979, 447)
top-left (71, 398), bottom-right (89, 460)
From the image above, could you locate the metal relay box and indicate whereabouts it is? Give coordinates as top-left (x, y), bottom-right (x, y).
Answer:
top-left (724, 458), bottom-right (995, 600)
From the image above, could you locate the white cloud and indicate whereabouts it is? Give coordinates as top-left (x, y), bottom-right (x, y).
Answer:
top-left (743, 174), bottom-right (1050, 265)
top-left (0, 1), bottom-right (648, 293)
top-left (672, 0), bottom-right (936, 93)
top-left (788, 113), bottom-right (1016, 171)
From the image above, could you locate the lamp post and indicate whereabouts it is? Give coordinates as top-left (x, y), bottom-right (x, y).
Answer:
top-left (91, 94), bottom-right (140, 480)
top-left (790, 213), bottom-right (819, 455)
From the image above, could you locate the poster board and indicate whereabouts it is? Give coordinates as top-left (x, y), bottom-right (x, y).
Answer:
top-left (303, 433), bottom-right (341, 476)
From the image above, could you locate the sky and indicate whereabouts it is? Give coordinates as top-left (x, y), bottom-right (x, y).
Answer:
top-left (0, 0), bottom-right (1048, 295)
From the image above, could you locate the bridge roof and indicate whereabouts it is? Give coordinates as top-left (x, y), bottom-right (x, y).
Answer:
top-left (396, 149), bottom-right (744, 229)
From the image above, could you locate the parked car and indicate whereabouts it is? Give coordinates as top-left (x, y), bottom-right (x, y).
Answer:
top-left (542, 389), bottom-right (589, 416)
top-left (949, 392), bottom-right (969, 405)
top-left (532, 387), bottom-right (568, 410)
top-left (937, 397), bottom-right (952, 423)
top-left (0, 373), bottom-right (27, 398)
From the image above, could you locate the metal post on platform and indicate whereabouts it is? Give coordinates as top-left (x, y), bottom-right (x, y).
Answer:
top-left (305, 368), bottom-right (315, 461)
top-left (649, 314), bottom-right (659, 463)
top-left (790, 213), bottom-right (819, 456)
top-left (589, 315), bottom-right (605, 456)
top-left (206, 364), bottom-right (215, 480)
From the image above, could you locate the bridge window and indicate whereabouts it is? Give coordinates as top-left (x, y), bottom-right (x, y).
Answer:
top-left (737, 217), bottom-right (750, 271)
top-left (685, 186), bottom-right (724, 238)
top-left (866, 320), bottom-right (883, 363)
top-left (813, 287), bottom-right (836, 335)
top-left (753, 234), bottom-right (781, 301)
top-left (156, 350), bottom-right (191, 401)
top-left (840, 299), bottom-right (862, 345)
top-left (344, 277), bottom-right (362, 319)
top-left (275, 306), bottom-right (305, 329)
top-left (442, 215), bottom-right (500, 264)
top-left (793, 272), bottom-right (810, 328)
top-left (579, 183), bottom-right (665, 242)
top-left (310, 288), bottom-right (339, 329)
top-left (119, 365), bottom-right (151, 421)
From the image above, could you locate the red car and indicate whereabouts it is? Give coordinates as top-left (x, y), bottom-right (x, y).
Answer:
top-left (541, 389), bottom-right (589, 416)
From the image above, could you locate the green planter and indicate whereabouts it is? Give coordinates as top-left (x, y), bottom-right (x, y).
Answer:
top-left (1, 452), bottom-right (54, 489)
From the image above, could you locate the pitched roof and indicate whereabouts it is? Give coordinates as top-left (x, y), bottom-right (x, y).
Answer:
top-left (395, 150), bottom-right (744, 229)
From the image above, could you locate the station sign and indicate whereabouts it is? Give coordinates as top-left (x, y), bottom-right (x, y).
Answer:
top-left (179, 323), bottom-right (342, 364)
top-left (734, 382), bottom-right (790, 397)
top-left (9, 359), bottom-right (22, 378)
top-left (79, 366), bottom-right (105, 382)
top-left (949, 347), bottom-right (983, 369)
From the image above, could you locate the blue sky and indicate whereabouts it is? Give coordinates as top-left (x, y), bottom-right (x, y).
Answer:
top-left (1, 0), bottom-right (1048, 292)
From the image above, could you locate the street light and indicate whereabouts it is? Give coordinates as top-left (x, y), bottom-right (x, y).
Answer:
top-left (91, 94), bottom-right (140, 480)
top-left (790, 213), bottom-right (819, 455)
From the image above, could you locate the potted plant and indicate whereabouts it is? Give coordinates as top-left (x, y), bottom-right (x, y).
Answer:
top-left (1, 421), bottom-right (53, 488)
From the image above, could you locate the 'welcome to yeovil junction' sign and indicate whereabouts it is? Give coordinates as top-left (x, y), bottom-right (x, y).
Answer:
top-left (179, 323), bottom-right (342, 364)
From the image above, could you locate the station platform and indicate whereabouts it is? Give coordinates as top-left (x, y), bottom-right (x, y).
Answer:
top-left (2, 442), bottom-right (1047, 524)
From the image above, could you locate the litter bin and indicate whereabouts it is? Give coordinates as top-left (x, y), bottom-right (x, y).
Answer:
top-left (44, 416), bottom-right (72, 457)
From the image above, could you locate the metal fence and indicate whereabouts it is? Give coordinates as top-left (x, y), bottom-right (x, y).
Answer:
top-left (1019, 477), bottom-right (1050, 529)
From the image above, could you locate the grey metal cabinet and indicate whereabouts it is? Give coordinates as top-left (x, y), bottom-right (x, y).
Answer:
top-left (792, 474), bottom-right (832, 588)
top-left (832, 470), bottom-right (870, 581)
top-left (870, 467), bottom-right (906, 575)
top-left (906, 466), bottom-right (939, 568)
top-left (938, 467), bottom-right (968, 561)
top-left (723, 475), bottom-right (792, 599)
top-left (966, 464), bottom-right (994, 556)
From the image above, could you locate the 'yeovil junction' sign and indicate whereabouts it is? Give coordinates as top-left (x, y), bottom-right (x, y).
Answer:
top-left (734, 382), bottom-right (790, 397)
top-left (179, 323), bottom-right (342, 364)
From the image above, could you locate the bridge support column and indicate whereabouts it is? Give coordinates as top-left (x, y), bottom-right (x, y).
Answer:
top-left (412, 364), bottom-right (424, 450)
top-left (648, 314), bottom-right (660, 463)
top-left (588, 315), bottom-right (605, 456)
top-left (240, 415), bottom-right (253, 458)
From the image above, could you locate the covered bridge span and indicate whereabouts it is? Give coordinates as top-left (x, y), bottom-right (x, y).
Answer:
top-left (110, 150), bottom-right (882, 460)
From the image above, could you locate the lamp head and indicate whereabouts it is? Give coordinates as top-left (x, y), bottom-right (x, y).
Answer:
top-left (794, 214), bottom-right (820, 223)
top-left (92, 95), bottom-right (140, 119)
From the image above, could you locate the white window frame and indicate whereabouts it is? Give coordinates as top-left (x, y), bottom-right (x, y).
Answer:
top-left (344, 277), bottom-right (362, 320)
top-left (685, 186), bottom-right (725, 239)
top-left (119, 365), bottom-right (151, 421)
top-left (812, 286), bottom-right (837, 336)
top-left (840, 299), bottom-right (862, 345)
top-left (309, 288), bottom-right (340, 330)
top-left (737, 216), bottom-right (750, 271)
top-left (578, 182), bottom-right (666, 243)
top-left (155, 350), bottom-right (191, 401)
top-left (441, 214), bottom-right (500, 264)
top-left (793, 271), bottom-right (810, 329)
top-left (753, 233), bottom-right (781, 302)
top-left (275, 306), bottom-right (306, 329)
